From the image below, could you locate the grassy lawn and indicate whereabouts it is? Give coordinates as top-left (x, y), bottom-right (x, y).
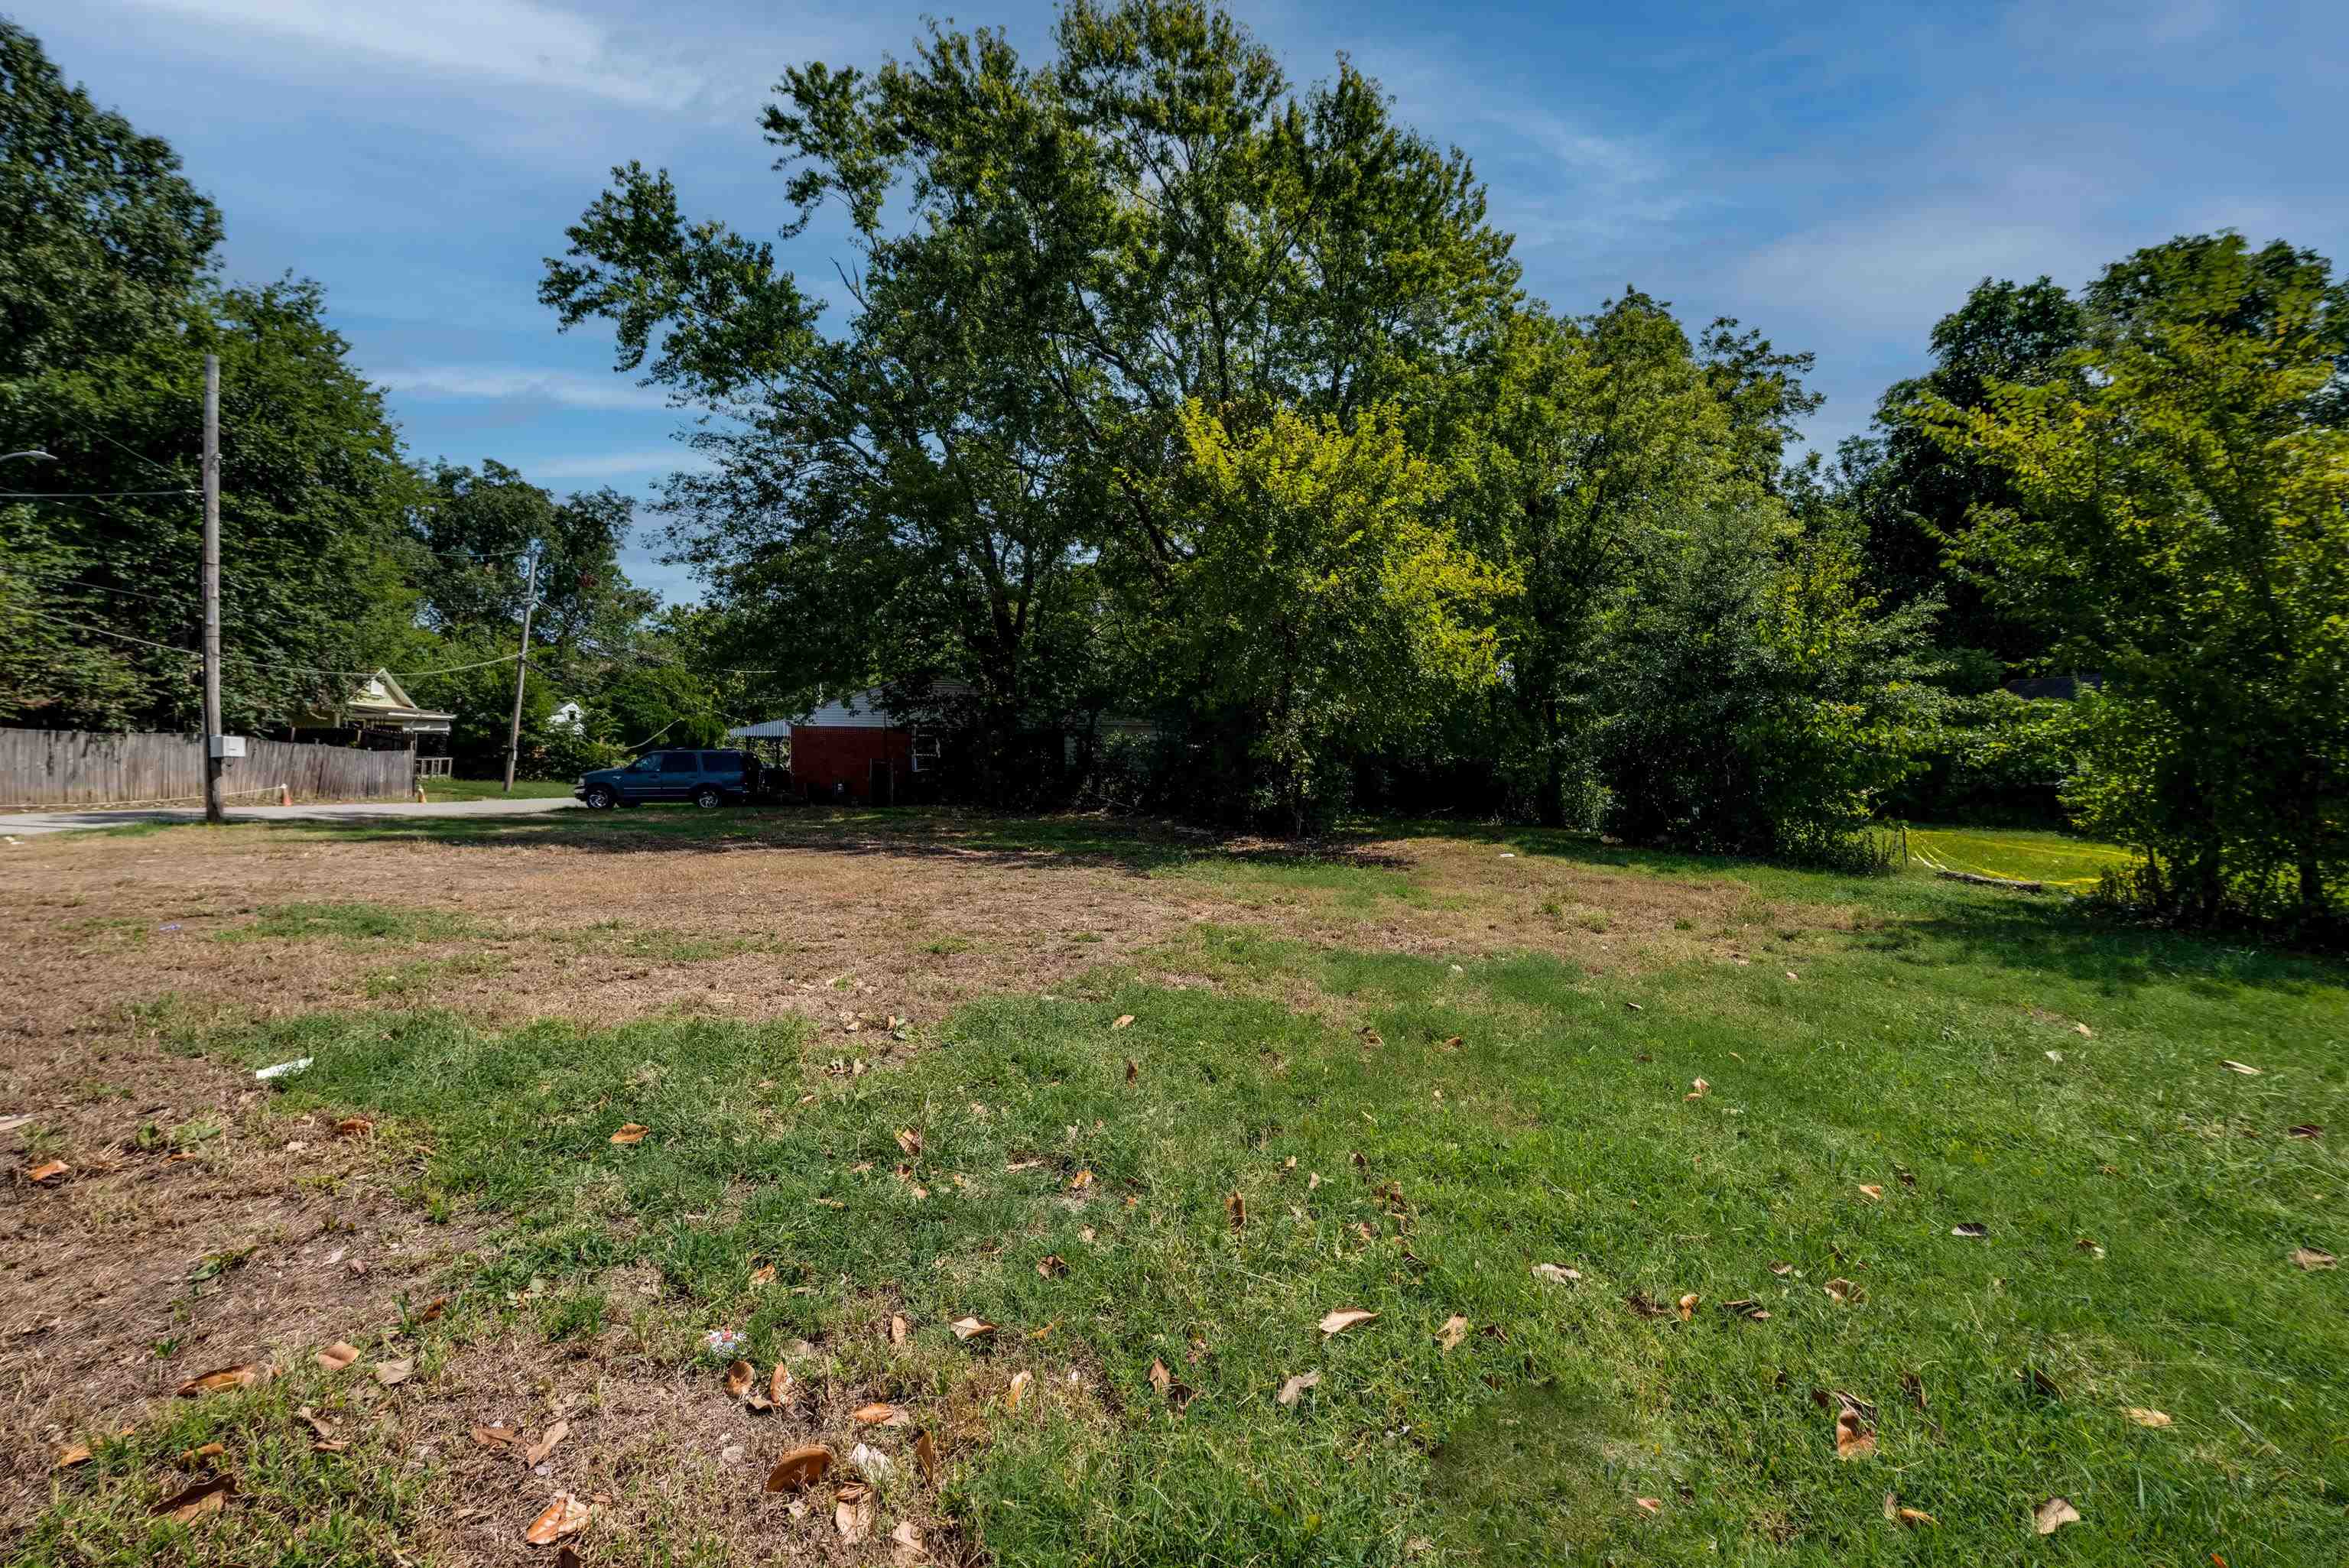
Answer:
top-left (9, 812), bottom-right (2344, 1566)
top-left (1900, 824), bottom-right (2143, 889)
top-left (416, 776), bottom-right (577, 803)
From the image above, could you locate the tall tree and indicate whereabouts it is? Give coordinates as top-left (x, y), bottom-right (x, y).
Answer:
top-left (1922, 233), bottom-right (2349, 921)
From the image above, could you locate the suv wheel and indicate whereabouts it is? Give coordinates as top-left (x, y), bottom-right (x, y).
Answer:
top-left (585, 784), bottom-right (616, 810)
top-left (694, 786), bottom-right (723, 810)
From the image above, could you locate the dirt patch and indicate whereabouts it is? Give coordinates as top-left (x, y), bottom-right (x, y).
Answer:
top-left (0, 1032), bottom-right (486, 1526)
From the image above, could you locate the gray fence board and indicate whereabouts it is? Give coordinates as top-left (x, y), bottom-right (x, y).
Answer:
top-left (0, 729), bottom-right (414, 809)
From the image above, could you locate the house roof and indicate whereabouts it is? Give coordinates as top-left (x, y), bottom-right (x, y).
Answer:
top-left (730, 683), bottom-right (973, 736)
top-left (304, 669), bottom-right (454, 727)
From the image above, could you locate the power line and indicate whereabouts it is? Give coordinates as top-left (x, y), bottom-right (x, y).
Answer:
top-left (1, 487), bottom-right (198, 499)
top-left (8, 605), bottom-right (524, 680)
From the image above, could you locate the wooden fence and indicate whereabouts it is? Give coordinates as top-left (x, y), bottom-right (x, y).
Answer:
top-left (0, 728), bottom-right (414, 810)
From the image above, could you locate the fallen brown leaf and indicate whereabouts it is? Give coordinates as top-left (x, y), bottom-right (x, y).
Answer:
top-left (768, 1363), bottom-right (793, 1407)
top-left (889, 1313), bottom-right (910, 1346)
top-left (2125, 1407), bottom-right (2172, 1428)
top-left (1438, 1314), bottom-right (1468, 1351)
top-left (1676, 1292), bottom-right (1699, 1322)
top-left (892, 1518), bottom-right (924, 1557)
top-left (2220, 1060), bottom-right (2262, 1076)
top-left (895, 1128), bottom-right (922, 1157)
top-left (525, 1492), bottom-right (591, 1544)
top-left (2289, 1247), bottom-right (2335, 1271)
top-left (726, 1360), bottom-right (755, 1401)
top-left (609, 1123), bottom-right (648, 1144)
top-left (176, 1363), bottom-right (267, 1398)
top-left (150, 1475), bottom-right (233, 1523)
top-left (1857, 1183), bottom-right (1883, 1201)
top-left (764, 1445), bottom-right (833, 1493)
top-left (1823, 1277), bottom-right (1857, 1305)
top-left (1226, 1191), bottom-right (1246, 1231)
top-left (177, 1441), bottom-right (225, 1466)
top-left (2034, 1497), bottom-right (2081, 1535)
top-left (1834, 1407), bottom-right (1876, 1460)
top-left (1006, 1369), bottom-right (1032, 1411)
top-left (852, 1402), bottom-right (909, 1427)
top-left (751, 1262), bottom-right (776, 1285)
top-left (1036, 1254), bottom-right (1067, 1279)
top-left (374, 1358), bottom-right (413, 1388)
top-left (24, 1159), bottom-right (68, 1184)
top-left (1125, 1058), bottom-right (1138, 1084)
top-left (1318, 1307), bottom-right (1377, 1336)
top-left (1069, 1169), bottom-right (1093, 1190)
top-left (1633, 1496), bottom-right (1662, 1515)
top-left (1112, 1014), bottom-right (1135, 1030)
top-left (1883, 1492), bottom-right (1935, 1527)
top-left (524, 1420), bottom-right (568, 1466)
top-left (335, 1116), bottom-right (372, 1138)
top-left (2286, 1123), bottom-right (2322, 1138)
top-left (835, 1479), bottom-right (876, 1543)
top-left (314, 1342), bottom-right (362, 1374)
top-left (54, 1443), bottom-right (92, 1469)
top-left (950, 1316), bottom-right (996, 1341)
top-left (914, 1429), bottom-right (940, 1486)
top-left (472, 1424), bottom-right (521, 1451)
top-left (1531, 1263), bottom-right (1581, 1285)
top-left (1684, 1078), bottom-right (1710, 1101)
top-left (1276, 1370), bottom-right (1320, 1406)
top-left (1769, 1260), bottom-right (1793, 1276)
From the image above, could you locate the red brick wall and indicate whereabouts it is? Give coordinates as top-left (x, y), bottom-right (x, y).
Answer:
top-left (790, 725), bottom-right (914, 803)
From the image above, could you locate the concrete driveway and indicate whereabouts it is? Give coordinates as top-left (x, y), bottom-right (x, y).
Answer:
top-left (0, 795), bottom-right (581, 839)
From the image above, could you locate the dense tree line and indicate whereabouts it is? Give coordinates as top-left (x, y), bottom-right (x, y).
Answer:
top-left (0, 21), bottom-right (716, 776)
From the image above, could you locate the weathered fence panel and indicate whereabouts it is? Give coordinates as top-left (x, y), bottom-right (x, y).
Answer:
top-left (0, 729), bottom-right (414, 809)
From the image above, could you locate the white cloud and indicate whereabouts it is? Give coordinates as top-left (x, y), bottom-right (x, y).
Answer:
top-left (372, 365), bottom-right (671, 411)
top-left (530, 448), bottom-right (710, 480)
top-left (118, 0), bottom-right (710, 109)
top-left (1732, 209), bottom-right (2108, 337)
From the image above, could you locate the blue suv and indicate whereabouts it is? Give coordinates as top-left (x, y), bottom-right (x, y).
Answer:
top-left (576, 748), bottom-right (756, 810)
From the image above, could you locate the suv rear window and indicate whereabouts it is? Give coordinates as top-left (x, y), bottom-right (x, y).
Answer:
top-left (658, 752), bottom-right (698, 774)
top-left (702, 752), bottom-right (740, 773)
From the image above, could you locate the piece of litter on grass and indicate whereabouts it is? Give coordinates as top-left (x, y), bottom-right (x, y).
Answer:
top-left (2221, 1060), bottom-right (2263, 1076)
top-left (255, 1057), bottom-right (313, 1082)
top-left (700, 1329), bottom-right (746, 1357)
top-left (1497, 852), bottom-right (1515, 859)
top-left (2034, 1497), bottom-right (2081, 1535)
top-left (1951, 1222), bottom-right (1989, 1238)
top-left (2045, 1050), bottom-right (2062, 1063)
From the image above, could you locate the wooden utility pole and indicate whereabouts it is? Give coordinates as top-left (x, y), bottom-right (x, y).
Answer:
top-left (502, 547), bottom-right (539, 792)
top-left (201, 353), bottom-right (224, 824)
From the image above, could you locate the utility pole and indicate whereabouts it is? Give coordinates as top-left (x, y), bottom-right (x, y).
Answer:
top-left (502, 547), bottom-right (540, 792)
top-left (201, 354), bottom-right (224, 824)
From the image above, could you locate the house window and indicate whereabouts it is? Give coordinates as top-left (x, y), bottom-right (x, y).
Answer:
top-left (910, 727), bottom-right (942, 772)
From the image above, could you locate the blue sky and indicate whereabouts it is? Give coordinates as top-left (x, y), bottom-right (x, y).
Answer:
top-left (18, 0), bottom-right (2346, 602)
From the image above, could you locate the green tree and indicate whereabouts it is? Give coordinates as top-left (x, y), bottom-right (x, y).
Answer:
top-left (0, 21), bottom-right (221, 380)
top-left (1923, 233), bottom-right (2349, 921)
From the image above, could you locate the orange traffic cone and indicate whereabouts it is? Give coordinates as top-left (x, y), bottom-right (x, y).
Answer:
top-left (278, 783), bottom-right (293, 806)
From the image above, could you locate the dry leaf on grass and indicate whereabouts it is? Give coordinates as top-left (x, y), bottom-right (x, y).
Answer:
top-left (1006, 1369), bottom-right (1032, 1411)
top-left (950, 1316), bottom-right (996, 1340)
top-left (1883, 1492), bottom-right (1935, 1527)
top-left (768, 1364), bottom-right (793, 1407)
top-left (1112, 1014), bottom-right (1135, 1030)
top-left (1438, 1314), bottom-right (1469, 1351)
top-left (2220, 1060), bottom-right (2262, 1076)
top-left (314, 1342), bottom-right (362, 1374)
top-left (1226, 1191), bottom-right (1246, 1230)
top-left (1834, 1406), bottom-right (1876, 1460)
top-left (1823, 1278), bottom-right (1857, 1305)
top-left (177, 1363), bottom-right (267, 1398)
top-left (473, 1424), bottom-right (521, 1451)
top-left (525, 1420), bottom-right (568, 1466)
top-left (150, 1475), bottom-right (233, 1524)
top-left (1149, 1359), bottom-right (1171, 1397)
top-left (1769, 1260), bottom-right (1793, 1276)
top-left (1319, 1307), bottom-right (1377, 1336)
top-left (1675, 1293), bottom-right (1699, 1321)
top-left (1532, 1263), bottom-right (1581, 1285)
top-left (2034, 1497), bottom-right (2081, 1535)
top-left (726, 1360), bottom-right (759, 1404)
top-left (1633, 1496), bottom-right (1662, 1515)
top-left (895, 1128), bottom-right (922, 1156)
top-left (525, 1492), bottom-right (591, 1544)
top-left (1036, 1254), bottom-right (1067, 1279)
top-left (178, 1441), bottom-right (225, 1466)
top-left (2286, 1124), bottom-right (2322, 1139)
top-left (24, 1159), bottom-right (68, 1184)
top-left (374, 1358), bottom-right (414, 1388)
top-left (765, 1445), bottom-right (833, 1493)
top-left (835, 1480), bottom-right (876, 1543)
top-left (889, 1313), bottom-right (910, 1346)
top-left (336, 1116), bottom-right (372, 1138)
top-left (2289, 1247), bottom-right (2335, 1271)
top-left (1857, 1183), bottom-right (1883, 1201)
top-left (1684, 1079), bottom-right (1709, 1101)
top-left (1276, 1371), bottom-right (1321, 1406)
top-left (1068, 1169), bottom-right (1093, 1190)
top-left (54, 1443), bottom-right (93, 1469)
top-left (1124, 1058), bottom-right (1138, 1084)
top-left (2124, 1407), bottom-right (2172, 1428)
top-left (915, 1429), bottom-right (940, 1486)
top-left (609, 1123), bottom-right (648, 1144)
top-left (1951, 1222), bottom-right (1989, 1238)
top-left (853, 1402), bottom-right (910, 1427)
top-left (2074, 1021), bottom-right (2093, 1037)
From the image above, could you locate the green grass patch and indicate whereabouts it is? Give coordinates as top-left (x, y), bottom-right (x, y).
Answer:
top-left (420, 777), bottom-right (579, 802)
top-left (360, 950), bottom-right (513, 998)
top-left (1902, 823), bottom-right (2143, 888)
top-left (120, 872), bottom-right (2349, 1566)
top-left (223, 901), bottom-right (486, 946)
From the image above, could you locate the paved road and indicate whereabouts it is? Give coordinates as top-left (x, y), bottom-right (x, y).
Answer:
top-left (0, 795), bottom-right (581, 839)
